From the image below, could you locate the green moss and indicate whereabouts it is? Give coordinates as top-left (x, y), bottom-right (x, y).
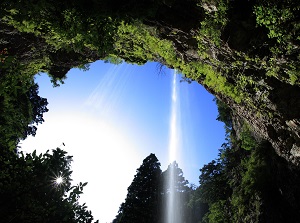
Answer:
top-left (6, 0), bottom-right (299, 109)
top-left (203, 68), bottom-right (240, 102)
top-left (3, 1), bottom-right (250, 105)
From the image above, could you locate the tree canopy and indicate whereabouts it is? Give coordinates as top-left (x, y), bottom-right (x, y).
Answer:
top-left (113, 153), bottom-right (161, 223)
top-left (0, 147), bottom-right (98, 223)
top-left (113, 155), bottom-right (198, 223)
top-left (190, 99), bottom-right (300, 223)
top-left (0, 71), bottom-right (48, 150)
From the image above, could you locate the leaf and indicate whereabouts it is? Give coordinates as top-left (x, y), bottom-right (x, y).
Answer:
top-left (32, 150), bottom-right (36, 158)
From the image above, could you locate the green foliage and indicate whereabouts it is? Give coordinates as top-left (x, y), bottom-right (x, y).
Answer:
top-left (197, 159), bottom-right (229, 205)
top-left (192, 102), bottom-right (282, 222)
top-left (196, 137), bottom-right (267, 223)
top-left (228, 146), bottom-right (268, 222)
top-left (253, 1), bottom-right (300, 86)
top-left (115, 153), bottom-right (162, 223)
top-left (203, 200), bottom-right (230, 223)
top-left (214, 98), bottom-right (232, 135)
top-left (199, 0), bottom-right (229, 47)
top-left (6, 2), bottom-right (247, 103)
top-left (114, 156), bottom-right (198, 223)
top-left (3, 3), bottom-right (118, 55)
top-left (76, 63), bottom-right (91, 71)
top-left (0, 65), bottom-right (48, 149)
top-left (0, 147), bottom-right (98, 222)
top-left (202, 67), bottom-right (243, 103)
top-left (189, 93), bottom-right (300, 222)
top-left (2, 0), bottom-right (300, 111)
top-left (2, 1), bottom-right (300, 221)
top-left (241, 151), bottom-right (267, 194)
top-left (240, 124), bottom-right (257, 151)
top-left (113, 21), bottom-right (177, 65)
top-left (0, 48), bottom-right (14, 68)
top-left (230, 191), bottom-right (262, 223)
top-left (175, 61), bottom-right (244, 103)
top-left (162, 161), bottom-right (190, 194)
top-left (254, 2), bottom-right (299, 44)
top-left (103, 55), bottom-right (123, 65)
top-left (1, 0), bottom-right (267, 106)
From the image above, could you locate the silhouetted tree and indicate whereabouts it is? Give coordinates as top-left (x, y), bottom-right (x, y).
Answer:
top-left (0, 147), bottom-right (98, 223)
top-left (114, 153), bottom-right (161, 223)
top-left (0, 72), bottom-right (48, 149)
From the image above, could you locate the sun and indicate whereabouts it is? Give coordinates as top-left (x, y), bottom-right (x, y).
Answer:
top-left (55, 176), bottom-right (63, 185)
top-left (51, 173), bottom-right (66, 188)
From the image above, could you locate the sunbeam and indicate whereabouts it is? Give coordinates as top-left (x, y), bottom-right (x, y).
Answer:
top-left (84, 63), bottom-right (134, 116)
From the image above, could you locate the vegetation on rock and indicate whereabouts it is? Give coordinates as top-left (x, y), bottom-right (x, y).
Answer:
top-left (1, 1), bottom-right (299, 164)
top-left (1, 0), bottom-right (300, 222)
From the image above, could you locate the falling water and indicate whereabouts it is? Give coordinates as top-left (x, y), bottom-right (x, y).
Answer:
top-left (169, 70), bottom-right (180, 163)
top-left (165, 70), bottom-right (181, 223)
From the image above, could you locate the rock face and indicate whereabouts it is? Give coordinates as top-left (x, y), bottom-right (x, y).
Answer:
top-left (0, 21), bottom-right (98, 80)
top-left (195, 1), bottom-right (300, 166)
top-left (203, 68), bottom-right (300, 166)
top-left (219, 84), bottom-right (300, 166)
top-left (0, 22), bottom-right (49, 64)
top-left (1, 1), bottom-right (300, 168)
top-left (154, 0), bottom-right (300, 167)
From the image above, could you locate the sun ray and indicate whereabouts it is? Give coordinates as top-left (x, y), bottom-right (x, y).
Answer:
top-left (51, 172), bottom-right (66, 188)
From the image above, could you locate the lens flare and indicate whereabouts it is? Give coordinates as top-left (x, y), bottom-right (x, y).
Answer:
top-left (51, 173), bottom-right (65, 188)
top-left (55, 176), bottom-right (63, 185)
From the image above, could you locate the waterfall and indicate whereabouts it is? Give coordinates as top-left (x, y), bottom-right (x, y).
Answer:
top-left (165, 70), bottom-right (181, 223)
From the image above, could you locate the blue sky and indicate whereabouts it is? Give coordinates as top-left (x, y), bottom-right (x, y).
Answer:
top-left (20, 61), bottom-right (225, 223)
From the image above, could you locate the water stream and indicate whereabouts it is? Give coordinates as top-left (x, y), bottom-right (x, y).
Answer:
top-left (165, 70), bottom-right (181, 223)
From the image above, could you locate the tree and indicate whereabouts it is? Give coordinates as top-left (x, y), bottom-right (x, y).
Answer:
top-left (0, 70), bottom-right (48, 149)
top-left (113, 158), bottom-right (199, 223)
top-left (161, 161), bottom-right (191, 223)
top-left (190, 98), bottom-right (300, 223)
top-left (197, 159), bottom-right (229, 205)
top-left (0, 147), bottom-right (98, 223)
top-left (23, 82), bottom-right (49, 138)
top-left (114, 153), bottom-right (161, 223)
top-left (162, 161), bottom-right (189, 194)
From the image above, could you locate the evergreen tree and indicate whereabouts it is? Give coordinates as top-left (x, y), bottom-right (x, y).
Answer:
top-left (162, 161), bottom-right (189, 194)
top-left (161, 161), bottom-right (191, 223)
top-left (114, 153), bottom-right (161, 223)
